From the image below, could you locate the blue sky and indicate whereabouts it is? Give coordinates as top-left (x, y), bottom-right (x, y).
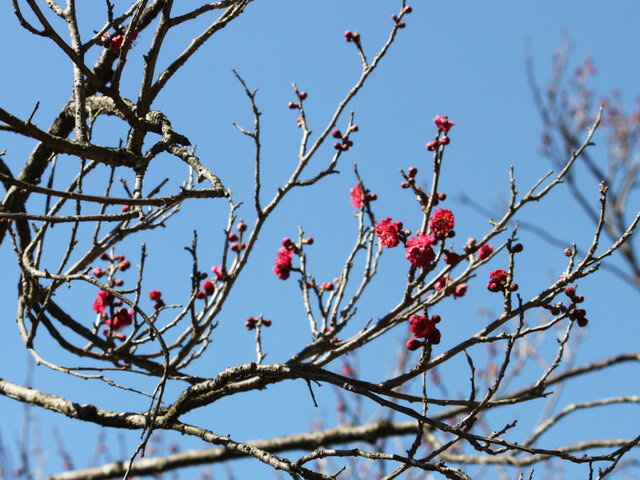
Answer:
top-left (0, 1), bottom-right (639, 478)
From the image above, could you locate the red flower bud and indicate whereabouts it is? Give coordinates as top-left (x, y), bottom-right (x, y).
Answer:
top-left (396, 22), bottom-right (406, 28)
top-left (228, 232), bottom-right (238, 241)
top-left (406, 338), bottom-right (423, 351)
top-left (114, 279), bottom-right (124, 286)
top-left (408, 166), bottom-right (418, 178)
top-left (332, 129), bottom-right (342, 138)
top-left (299, 91), bottom-right (307, 100)
top-left (427, 328), bottom-right (441, 345)
top-left (230, 242), bottom-right (240, 252)
top-left (439, 135), bottom-right (450, 145)
top-left (202, 281), bottom-right (215, 296)
top-left (426, 140), bottom-right (438, 151)
top-left (149, 290), bottom-right (162, 302)
top-left (118, 259), bottom-right (131, 271)
top-left (237, 221), bottom-right (247, 232)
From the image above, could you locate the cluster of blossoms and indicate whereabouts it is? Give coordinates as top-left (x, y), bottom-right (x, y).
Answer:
top-left (374, 208), bottom-right (461, 271)
top-left (272, 236), bottom-right (311, 280)
top-left (400, 166), bottom-right (419, 189)
top-left (93, 253), bottom-right (130, 280)
top-left (104, 308), bottom-right (133, 332)
top-left (332, 125), bottom-right (359, 151)
top-left (350, 183), bottom-right (377, 209)
top-left (245, 316), bottom-right (272, 330)
top-left (196, 221), bottom-right (248, 297)
top-left (91, 252), bottom-right (137, 337)
top-left (547, 285), bottom-right (589, 327)
top-left (406, 314), bottom-right (442, 350)
top-left (426, 115), bottom-right (454, 151)
top-left (227, 220), bottom-right (248, 253)
top-left (486, 269), bottom-right (518, 293)
top-left (102, 30), bottom-right (138, 52)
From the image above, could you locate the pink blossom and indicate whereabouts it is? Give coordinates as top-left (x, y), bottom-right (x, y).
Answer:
top-left (405, 233), bottom-right (435, 269)
top-left (93, 290), bottom-right (113, 314)
top-left (273, 247), bottom-right (293, 280)
top-left (433, 115), bottom-right (454, 133)
top-left (375, 218), bottom-right (402, 248)
top-left (476, 243), bottom-right (493, 261)
top-left (429, 208), bottom-right (455, 238)
top-left (350, 184), bottom-right (364, 209)
top-left (211, 265), bottom-right (226, 281)
top-left (105, 308), bottom-right (133, 331)
top-left (453, 284), bottom-right (468, 299)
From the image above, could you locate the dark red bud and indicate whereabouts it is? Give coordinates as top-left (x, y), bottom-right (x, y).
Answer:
top-left (408, 166), bottom-right (418, 177)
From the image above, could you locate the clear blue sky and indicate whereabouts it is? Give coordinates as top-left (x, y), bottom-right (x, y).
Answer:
top-left (0, 1), bottom-right (639, 478)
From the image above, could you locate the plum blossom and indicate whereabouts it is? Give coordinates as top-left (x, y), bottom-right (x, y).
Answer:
top-left (273, 247), bottom-right (293, 280)
top-left (375, 218), bottom-right (402, 248)
top-left (405, 233), bottom-right (435, 269)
